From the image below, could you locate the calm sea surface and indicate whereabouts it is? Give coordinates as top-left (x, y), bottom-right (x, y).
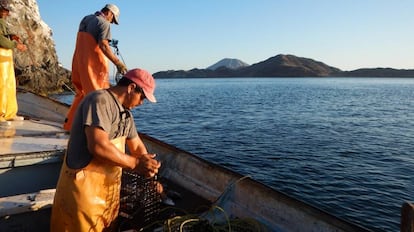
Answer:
top-left (57, 77), bottom-right (414, 231)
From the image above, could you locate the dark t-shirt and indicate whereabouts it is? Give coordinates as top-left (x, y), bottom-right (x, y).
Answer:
top-left (78, 11), bottom-right (111, 43)
top-left (66, 90), bottom-right (138, 169)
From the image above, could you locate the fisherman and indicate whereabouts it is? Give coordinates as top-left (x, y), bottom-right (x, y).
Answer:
top-left (51, 68), bottom-right (160, 231)
top-left (63, 3), bottom-right (128, 131)
top-left (0, 1), bottom-right (27, 126)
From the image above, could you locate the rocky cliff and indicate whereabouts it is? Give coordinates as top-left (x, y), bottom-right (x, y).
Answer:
top-left (5, 0), bottom-right (70, 95)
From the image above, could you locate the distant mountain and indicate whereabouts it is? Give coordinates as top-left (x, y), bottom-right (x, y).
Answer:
top-left (333, 68), bottom-right (414, 77)
top-left (238, 54), bottom-right (340, 77)
top-left (153, 54), bottom-right (414, 78)
top-left (207, 58), bottom-right (249, 70)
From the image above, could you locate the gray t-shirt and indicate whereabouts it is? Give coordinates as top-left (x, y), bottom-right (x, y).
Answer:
top-left (78, 11), bottom-right (111, 43)
top-left (66, 90), bottom-right (138, 169)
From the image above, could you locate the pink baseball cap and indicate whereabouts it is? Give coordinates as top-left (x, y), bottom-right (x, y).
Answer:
top-left (124, 68), bottom-right (157, 103)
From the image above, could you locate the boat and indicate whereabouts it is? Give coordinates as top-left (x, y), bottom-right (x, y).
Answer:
top-left (1, 89), bottom-right (405, 231)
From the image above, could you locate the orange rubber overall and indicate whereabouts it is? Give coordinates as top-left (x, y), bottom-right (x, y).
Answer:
top-left (63, 32), bottom-right (110, 131)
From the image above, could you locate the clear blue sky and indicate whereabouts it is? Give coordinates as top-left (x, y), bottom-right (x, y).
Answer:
top-left (37, 0), bottom-right (413, 74)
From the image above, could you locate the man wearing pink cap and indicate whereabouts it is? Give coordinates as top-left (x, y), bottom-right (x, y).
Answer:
top-left (63, 3), bottom-right (128, 131)
top-left (51, 68), bottom-right (159, 231)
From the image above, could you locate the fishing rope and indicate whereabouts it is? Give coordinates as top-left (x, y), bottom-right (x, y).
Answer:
top-left (17, 20), bottom-right (37, 66)
top-left (129, 175), bottom-right (268, 232)
top-left (179, 218), bottom-right (200, 231)
top-left (156, 204), bottom-right (267, 232)
top-left (110, 39), bottom-right (126, 84)
top-left (209, 205), bottom-right (232, 232)
top-left (212, 175), bottom-right (252, 205)
top-left (62, 82), bottom-right (75, 94)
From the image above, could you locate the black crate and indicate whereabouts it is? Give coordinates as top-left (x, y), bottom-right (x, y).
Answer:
top-left (119, 170), bottom-right (161, 229)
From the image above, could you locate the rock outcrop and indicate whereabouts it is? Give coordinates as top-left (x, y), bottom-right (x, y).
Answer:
top-left (5, 0), bottom-right (70, 95)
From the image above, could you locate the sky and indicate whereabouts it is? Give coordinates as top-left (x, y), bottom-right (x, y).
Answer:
top-left (37, 0), bottom-right (413, 74)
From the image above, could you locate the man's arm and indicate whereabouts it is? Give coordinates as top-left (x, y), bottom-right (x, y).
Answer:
top-left (85, 125), bottom-right (136, 169)
top-left (99, 39), bottom-right (127, 74)
top-left (127, 136), bottom-right (161, 177)
top-left (126, 135), bottom-right (148, 157)
top-left (85, 126), bottom-right (160, 176)
top-left (0, 34), bottom-right (16, 49)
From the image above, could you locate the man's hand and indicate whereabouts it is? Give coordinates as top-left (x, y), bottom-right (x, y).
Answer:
top-left (116, 62), bottom-right (127, 75)
top-left (133, 153), bottom-right (161, 177)
top-left (16, 43), bottom-right (27, 52)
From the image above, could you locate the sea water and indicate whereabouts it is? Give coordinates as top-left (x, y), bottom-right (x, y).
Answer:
top-left (57, 77), bottom-right (414, 231)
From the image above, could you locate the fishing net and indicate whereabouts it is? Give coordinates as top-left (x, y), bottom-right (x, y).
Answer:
top-left (162, 214), bottom-right (268, 232)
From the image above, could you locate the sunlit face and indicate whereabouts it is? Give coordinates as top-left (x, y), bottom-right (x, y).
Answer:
top-left (109, 12), bottom-right (114, 23)
top-left (124, 84), bottom-right (146, 109)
